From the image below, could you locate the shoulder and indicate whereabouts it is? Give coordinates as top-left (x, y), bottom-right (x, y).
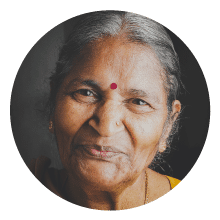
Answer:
top-left (28, 156), bottom-right (68, 198)
top-left (28, 155), bottom-right (51, 182)
top-left (28, 156), bottom-right (65, 188)
top-left (147, 169), bottom-right (180, 202)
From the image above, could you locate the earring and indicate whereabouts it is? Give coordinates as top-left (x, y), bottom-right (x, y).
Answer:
top-left (116, 121), bottom-right (120, 126)
top-left (49, 121), bottom-right (53, 130)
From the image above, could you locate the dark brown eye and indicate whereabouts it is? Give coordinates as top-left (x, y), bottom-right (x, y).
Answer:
top-left (126, 98), bottom-right (154, 114)
top-left (77, 89), bottom-right (94, 96)
top-left (132, 99), bottom-right (147, 106)
top-left (70, 89), bottom-right (100, 104)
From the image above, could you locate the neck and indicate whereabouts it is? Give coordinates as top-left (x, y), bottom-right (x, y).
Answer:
top-left (64, 170), bottom-right (147, 210)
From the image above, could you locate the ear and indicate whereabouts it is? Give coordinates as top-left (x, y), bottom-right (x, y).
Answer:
top-left (171, 100), bottom-right (181, 121)
top-left (49, 118), bottom-right (55, 134)
top-left (158, 100), bottom-right (181, 153)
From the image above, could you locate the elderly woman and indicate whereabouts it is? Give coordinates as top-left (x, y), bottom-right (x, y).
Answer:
top-left (29, 11), bottom-right (182, 210)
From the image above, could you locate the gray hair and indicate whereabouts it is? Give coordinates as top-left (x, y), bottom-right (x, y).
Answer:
top-left (49, 11), bottom-right (182, 170)
top-left (50, 11), bottom-right (181, 113)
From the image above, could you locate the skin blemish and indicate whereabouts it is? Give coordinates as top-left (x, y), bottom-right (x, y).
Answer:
top-left (110, 83), bottom-right (117, 89)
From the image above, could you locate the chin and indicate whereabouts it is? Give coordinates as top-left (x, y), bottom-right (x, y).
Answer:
top-left (70, 156), bottom-right (132, 191)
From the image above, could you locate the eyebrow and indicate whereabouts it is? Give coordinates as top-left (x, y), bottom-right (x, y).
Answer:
top-left (67, 78), bottom-right (101, 90)
top-left (128, 89), bottom-right (148, 97)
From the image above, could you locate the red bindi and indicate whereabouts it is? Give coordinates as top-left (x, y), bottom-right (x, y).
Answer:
top-left (110, 83), bottom-right (117, 89)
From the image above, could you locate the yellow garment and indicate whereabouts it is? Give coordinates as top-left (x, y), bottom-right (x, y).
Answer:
top-left (166, 176), bottom-right (181, 189)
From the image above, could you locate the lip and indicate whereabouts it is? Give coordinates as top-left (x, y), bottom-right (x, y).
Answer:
top-left (74, 144), bottom-right (123, 159)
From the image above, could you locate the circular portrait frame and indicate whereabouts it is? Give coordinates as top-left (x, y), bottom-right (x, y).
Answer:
top-left (2, 1), bottom-right (217, 218)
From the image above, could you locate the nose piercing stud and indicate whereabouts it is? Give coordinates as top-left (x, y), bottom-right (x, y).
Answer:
top-left (116, 121), bottom-right (120, 126)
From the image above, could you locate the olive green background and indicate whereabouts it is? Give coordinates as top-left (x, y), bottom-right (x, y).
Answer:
top-left (0, 0), bottom-right (220, 220)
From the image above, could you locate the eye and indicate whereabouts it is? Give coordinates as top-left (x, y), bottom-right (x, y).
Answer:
top-left (77, 89), bottom-right (94, 96)
top-left (70, 89), bottom-right (100, 103)
top-left (132, 99), bottom-right (148, 106)
top-left (125, 98), bottom-right (154, 114)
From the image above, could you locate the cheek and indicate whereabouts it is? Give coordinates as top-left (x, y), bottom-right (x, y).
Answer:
top-left (53, 99), bottom-right (94, 161)
top-left (128, 116), bottom-right (166, 169)
top-left (129, 113), bottom-right (167, 153)
top-left (54, 98), bottom-right (93, 136)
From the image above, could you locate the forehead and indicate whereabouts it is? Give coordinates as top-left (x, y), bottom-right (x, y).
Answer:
top-left (65, 37), bottom-right (166, 101)
top-left (79, 37), bottom-right (163, 75)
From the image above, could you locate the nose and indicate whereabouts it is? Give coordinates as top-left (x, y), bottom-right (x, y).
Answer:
top-left (88, 100), bottom-right (124, 137)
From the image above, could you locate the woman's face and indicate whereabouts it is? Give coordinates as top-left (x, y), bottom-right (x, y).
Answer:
top-left (53, 37), bottom-right (175, 190)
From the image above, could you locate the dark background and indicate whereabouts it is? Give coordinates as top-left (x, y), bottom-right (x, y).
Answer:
top-left (10, 16), bottom-right (210, 181)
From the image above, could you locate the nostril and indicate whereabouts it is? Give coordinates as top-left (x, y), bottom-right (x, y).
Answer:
top-left (88, 116), bottom-right (123, 137)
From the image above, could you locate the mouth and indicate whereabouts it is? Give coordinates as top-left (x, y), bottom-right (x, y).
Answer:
top-left (74, 144), bottom-right (123, 159)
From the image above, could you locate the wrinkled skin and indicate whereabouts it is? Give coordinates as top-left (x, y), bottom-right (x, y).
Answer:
top-left (51, 37), bottom-right (181, 209)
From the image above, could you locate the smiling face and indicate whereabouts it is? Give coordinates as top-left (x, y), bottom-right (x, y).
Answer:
top-left (52, 37), bottom-right (175, 191)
